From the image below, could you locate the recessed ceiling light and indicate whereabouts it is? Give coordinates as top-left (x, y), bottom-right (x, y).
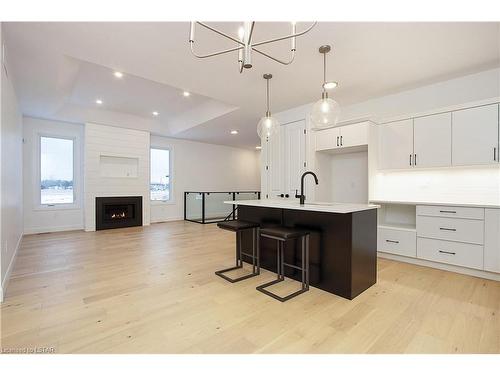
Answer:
top-left (152, 111), bottom-right (159, 116)
top-left (255, 146), bottom-right (262, 150)
top-left (114, 71), bottom-right (123, 78)
top-left (95, 99), bottom-right (103, 105)
top-left (230, 130), bottom-right (238, 135)
top-left (323, 81), bottom-right (338, 90)
top-left (183, 91), bottom-right (190, 97)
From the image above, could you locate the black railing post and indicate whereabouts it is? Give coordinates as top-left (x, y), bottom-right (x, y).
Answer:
top-left (184, 192), bottom-right (187, 220)
top-left (233, 192), bottom-right (236, 220)
top-left (202, 193), bottom-right (206, 224)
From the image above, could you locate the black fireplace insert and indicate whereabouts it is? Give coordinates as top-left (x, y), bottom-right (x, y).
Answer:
top-left (95, 196), bottom-right (143, 230)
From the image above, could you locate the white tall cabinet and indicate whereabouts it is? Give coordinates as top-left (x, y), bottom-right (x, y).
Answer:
top-left (261, 120), bottom-right (307, 199)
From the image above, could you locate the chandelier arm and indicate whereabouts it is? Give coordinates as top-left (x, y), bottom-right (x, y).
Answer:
top-left (247, 22), bottom-right (256, 45)
top-left (252, 48), bottom-right (296, 65)
top-left (196, 22), bottom-right (245, 46)
top-left (190, 43), bottom-right (243, 59)
top-left (251, 22), bottom-right (317, 48)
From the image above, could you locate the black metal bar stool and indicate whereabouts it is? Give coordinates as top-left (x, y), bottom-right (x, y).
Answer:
top-left (215, 220), bottom-right (260, 283)
top-left (256, 227), bottom-right (309, 302)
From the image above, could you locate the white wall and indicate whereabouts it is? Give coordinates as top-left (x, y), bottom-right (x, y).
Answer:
top-left (150, 135), bottom-right (260, 222)
top-left (22, 117), bottom-right (85, 234)
top-left (1, 25), bottom-right (24, 301)
top-left (84, 123), bottom-right (150, 231)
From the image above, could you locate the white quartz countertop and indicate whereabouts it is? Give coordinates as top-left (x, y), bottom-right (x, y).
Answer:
top-left (369, 199), bottom-right (500, 209)
top-left (224, 199), bottom-right (380, 214)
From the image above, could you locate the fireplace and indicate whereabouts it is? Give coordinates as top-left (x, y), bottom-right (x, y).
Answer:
top-left (95, 196), bottom-right (143, 231)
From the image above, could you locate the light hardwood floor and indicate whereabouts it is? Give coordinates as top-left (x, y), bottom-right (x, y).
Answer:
top-left (1, 221), bottom-right (499, 354)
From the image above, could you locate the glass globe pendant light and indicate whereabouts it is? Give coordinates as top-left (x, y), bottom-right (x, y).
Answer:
top-left (257, 74), bottom-right (280, 139)
top-left (310, 45), bottom-right (341, 130)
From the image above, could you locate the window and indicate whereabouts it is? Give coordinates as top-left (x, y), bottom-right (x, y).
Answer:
top-left (40, 136), bottom-right (75, 205)
top-left (150, 148), bottom-right (171, 201)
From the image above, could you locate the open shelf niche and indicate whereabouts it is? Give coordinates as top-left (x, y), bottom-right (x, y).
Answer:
top-left (376, 203), bottom-right (416, 232)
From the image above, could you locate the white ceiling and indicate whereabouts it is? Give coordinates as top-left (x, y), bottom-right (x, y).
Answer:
top-left (4, 22), bottom-right (500, 148)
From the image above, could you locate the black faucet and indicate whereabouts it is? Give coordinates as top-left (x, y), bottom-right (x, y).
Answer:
top-left (295, 171), bottom-right (319, 205)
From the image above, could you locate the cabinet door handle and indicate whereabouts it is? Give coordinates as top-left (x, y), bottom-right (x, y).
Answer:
top-left (414, 153), bottom-right (417, 166)
top-left (285, 194), bottom-right (289, 198)
top-left (386, 239), bottom-right (399, 244)
top-left (409, 154), bottom-right (412, 166)
top-left (340, 136), bottom-right (343, 146)
top-left (336, 136), bottom-right (339, 147)
top-left (278, 194), bottom-right (284, 198)
top-left (439, 227), bottom-right (456, 231)
top-left (439, 250), bottom-right (456, 255)
top-left (494, 147), bottom-right (497, 161)
top-left (439, 210), bottom-right (456, 214)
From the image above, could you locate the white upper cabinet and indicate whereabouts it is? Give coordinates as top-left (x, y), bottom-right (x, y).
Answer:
top-left (315, 121), bottom-right (369, 151)
top-left (340, 122), bottom-right (369, 148)
top-left (413, 112), bottom-right (452, 168)
top-left (452, 104), bottom-right (499, 166)
top-left (379, 119), bottom-right (414, 170)
top-left (484, 208), bottom-right (500, 273)
top-left (315, 127), bottom-right (340, 151)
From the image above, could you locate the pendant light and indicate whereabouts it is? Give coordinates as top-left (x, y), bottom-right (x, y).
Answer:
top-left (257, 74), bottom-right (280, 139)
top-left (310, 45), bottom-right (341, 130)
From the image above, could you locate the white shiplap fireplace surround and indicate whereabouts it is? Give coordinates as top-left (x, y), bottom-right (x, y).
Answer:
top-left (84, 123), bottom-right (150, 231)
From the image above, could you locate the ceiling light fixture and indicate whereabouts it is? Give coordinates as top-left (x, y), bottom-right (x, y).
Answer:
top-left (230, 130), bottom-right (239, 135)
top-left (114, 71), bottom-right (123, 78)
top-left (257, 74), bottom-right (279, 139)
top-left (311, 45), bottom-right (341, 130)
top-left (189, 21), bottom-right (316, 73)
top-left (183, 91), bottom-right (190, 97)
top-left (152, 111), bottom-right (159, 116)
top-left (95, 99), bottom-right (103, 105)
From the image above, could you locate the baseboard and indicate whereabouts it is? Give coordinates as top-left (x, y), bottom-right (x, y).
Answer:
top-left (150, 216), bottom-right (184, 224)
top-left (378, 252), bottom-right (500, 282)
top-left (1, 232), bottom-right (23, 303)
top-left (24, 224), bottom-right (84, 235)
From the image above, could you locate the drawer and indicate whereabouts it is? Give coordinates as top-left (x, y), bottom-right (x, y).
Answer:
top-left (416, 215), bottom-right (484, 244)
top-left (378, 227), bottom-right (416, 257)
top-left (416, 205), bottom-right (484, 220)
top-left (417, 237), bottom-right (483, 270)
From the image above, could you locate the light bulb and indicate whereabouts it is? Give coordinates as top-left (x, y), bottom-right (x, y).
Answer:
top-left (238, 26), bottom-right (245, 40)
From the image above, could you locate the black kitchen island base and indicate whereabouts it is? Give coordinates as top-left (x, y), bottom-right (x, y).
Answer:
top-left (237, 205), bottom-right (377, 300)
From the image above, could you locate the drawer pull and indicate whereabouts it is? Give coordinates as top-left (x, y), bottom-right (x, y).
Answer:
top-left (438, 250), bottom-right (456, 255)
top-left (439, 227), bottom-right (456, 231)
top-left (385, 239), bottom-right (400, 244)
top-left (439, 210), bottom-right (456, 214)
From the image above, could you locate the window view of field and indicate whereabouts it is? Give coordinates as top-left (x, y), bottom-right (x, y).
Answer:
top-left (150, 148), bottom-right (170, 201)
top-left (40, 136), bottom-right (74, 204)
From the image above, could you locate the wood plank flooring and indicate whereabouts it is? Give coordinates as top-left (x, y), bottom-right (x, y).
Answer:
top-left (1, 221), bottom-right (499, 353)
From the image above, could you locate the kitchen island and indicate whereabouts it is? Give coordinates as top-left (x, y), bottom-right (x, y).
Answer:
top-left (224, 199), bottom-right (380, 300)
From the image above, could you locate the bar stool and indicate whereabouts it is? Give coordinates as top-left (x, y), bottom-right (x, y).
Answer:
top-left (256, 227), bottom-right (309, 302)
top-left (215, 220), bottom-right (260, 283)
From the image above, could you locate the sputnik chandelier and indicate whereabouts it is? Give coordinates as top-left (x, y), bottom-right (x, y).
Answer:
top-left (189, 22), bottom-right (317, 73)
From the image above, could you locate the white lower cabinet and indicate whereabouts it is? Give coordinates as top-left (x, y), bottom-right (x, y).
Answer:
top-left (484, 209), bottom-right (500, 273)
top-left (417, 237), bottom-right (484, 270)
top-left (378, 227), bottom-right (416, 257)
top-left (416, 215), bottom-right (484, 245)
